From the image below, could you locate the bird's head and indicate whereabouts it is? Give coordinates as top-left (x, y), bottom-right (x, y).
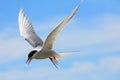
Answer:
top-left (26, 50), bottom-right (37, 64)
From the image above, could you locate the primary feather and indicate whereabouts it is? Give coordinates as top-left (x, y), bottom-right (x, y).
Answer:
top-left (41, 5), bottom-right (80, 52)
top-left (18, 9), bottom-right (43, 48)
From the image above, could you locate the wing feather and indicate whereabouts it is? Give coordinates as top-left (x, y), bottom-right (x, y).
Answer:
top-left (41, 5), bottom-right (80, 52)
top-left (18, 9), bottom-right (43, 48)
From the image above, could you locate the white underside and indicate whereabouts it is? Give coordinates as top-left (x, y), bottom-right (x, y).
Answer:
top-left (33, 50), bottom-right (61, 59)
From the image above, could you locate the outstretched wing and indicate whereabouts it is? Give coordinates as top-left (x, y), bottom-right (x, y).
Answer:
top-left (18, 9), bottom-right (43, 48)
top-left (41, 5), bottom-right (80, 52)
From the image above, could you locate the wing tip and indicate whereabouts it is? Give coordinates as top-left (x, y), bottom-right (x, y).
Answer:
top-left (19, 8), bottom-right (24, 13)
top-left (18, 8), bottom-right (24, 20)
top-left (19, 8), bottom-right (25, 17)
top-left (75, 0), bottom-right (84, 10)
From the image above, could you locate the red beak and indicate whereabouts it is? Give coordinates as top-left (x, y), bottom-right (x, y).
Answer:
top-left (26, 58), bottom-right (32, 64)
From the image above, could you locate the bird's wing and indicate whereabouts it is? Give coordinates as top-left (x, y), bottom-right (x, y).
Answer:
top-left (41, 5), bottom-right (80, 52)
top-left (18, 9), bottom-right (43, 48)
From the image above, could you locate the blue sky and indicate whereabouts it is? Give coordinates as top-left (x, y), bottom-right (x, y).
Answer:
top-left (0, 0), bottom-right (120, 80)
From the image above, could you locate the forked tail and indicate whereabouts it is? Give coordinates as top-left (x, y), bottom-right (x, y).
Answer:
top-left (58, 51), bottom-right (80, 60)
top-left (49, 51), bottom-right (80, 69)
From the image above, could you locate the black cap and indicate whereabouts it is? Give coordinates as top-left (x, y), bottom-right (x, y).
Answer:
top-left (28, 50), bottom-right (37, 58)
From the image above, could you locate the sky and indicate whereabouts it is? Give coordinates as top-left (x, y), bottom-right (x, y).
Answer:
top-left (0, 0), bottom-right (120, 80)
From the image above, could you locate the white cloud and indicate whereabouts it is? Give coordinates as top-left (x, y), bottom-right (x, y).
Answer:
top-left (0, 28), bottom-right (31, 64)
top-left (0, 56), bottom-right (119, 80)
top-left (0, 64), bottom-right (85, 80)
top-left (100, 56), bottom-right (120, 72)
top-left (71, 61), bottom-right (95, 72)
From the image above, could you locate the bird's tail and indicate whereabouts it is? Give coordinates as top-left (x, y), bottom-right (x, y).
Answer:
top-left (49, 51), bottom-right (80, 68)
top-left (57, 51), bottom-right (80, 60)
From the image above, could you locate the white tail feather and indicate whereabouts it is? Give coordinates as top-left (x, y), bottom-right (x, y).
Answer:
top-left (50, 51), bottom-right (80, 68)
top-left (56, 51), bottom-right (80, 60)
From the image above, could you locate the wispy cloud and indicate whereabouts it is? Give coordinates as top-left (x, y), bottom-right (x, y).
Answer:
top-left (100, 56), bottom-right (120, 72)
top-left (0, 56), bottom-right (120, 80)
top-left (0, 28), bottom-right (31, 64)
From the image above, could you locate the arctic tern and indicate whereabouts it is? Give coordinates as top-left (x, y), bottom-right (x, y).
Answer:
top-left (18, 5), bottom-right (80, 68)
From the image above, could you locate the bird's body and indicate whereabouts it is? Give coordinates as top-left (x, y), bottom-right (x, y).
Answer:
top-left (18, 5), bottom-right (80, 68)
top-left (32, 50), bottom-right (60, 59)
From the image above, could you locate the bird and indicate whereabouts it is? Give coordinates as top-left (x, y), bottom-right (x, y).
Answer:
top-left (18, 5), bottom-right (80, 68)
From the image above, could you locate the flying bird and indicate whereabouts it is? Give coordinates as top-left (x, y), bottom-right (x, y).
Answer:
top-left (18, 5), bottom-right (80, 68)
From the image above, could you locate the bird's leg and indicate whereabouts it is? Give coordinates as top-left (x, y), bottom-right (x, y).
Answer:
top-left (49, 56), bottom-right (58, 69)
top-left (49, 57), bottom-right (53, 61)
